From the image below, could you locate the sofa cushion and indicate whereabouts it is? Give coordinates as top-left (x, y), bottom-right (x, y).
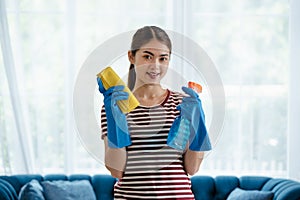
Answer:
top-left (239, 176), bottom-right (271, 190)
top-left (18, 179), bottom-right (45, 200)
top-left (91, 175), bottom-right (116, 200)
top-left (41, 180), bottom-right (96, 200)
top-left (191, 176), bottom-right (215, 200)
top-left (227, 187), bottom-right (274, 200)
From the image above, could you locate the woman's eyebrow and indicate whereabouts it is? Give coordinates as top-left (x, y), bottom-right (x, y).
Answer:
top-left (143, 50), bottom-right (169, 57)
top-left (143, 50), bottom-right (154, 56)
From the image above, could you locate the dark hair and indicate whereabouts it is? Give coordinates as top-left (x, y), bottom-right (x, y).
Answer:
top-left (128, 26), bottom-right (172, 90)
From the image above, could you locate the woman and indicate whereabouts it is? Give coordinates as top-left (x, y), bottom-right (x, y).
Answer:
top-left (98, 26), bottom-right (211, 199)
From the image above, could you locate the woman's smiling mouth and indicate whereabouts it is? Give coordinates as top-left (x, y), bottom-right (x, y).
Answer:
top-left (146, 72), bottom-right (160, 79)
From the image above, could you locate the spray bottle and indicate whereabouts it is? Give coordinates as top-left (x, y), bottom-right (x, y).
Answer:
top-left (167, 81), bottom-right (202, 151)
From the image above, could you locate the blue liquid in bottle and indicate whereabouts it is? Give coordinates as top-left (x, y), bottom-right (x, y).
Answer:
top-left (167, 116), bottom-right (191, 151)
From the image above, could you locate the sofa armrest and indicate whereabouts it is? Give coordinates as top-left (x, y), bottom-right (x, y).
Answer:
top-left (263, 178), bottom-right (300, 200)
top-left (0, 179), bottom-right (18, 200)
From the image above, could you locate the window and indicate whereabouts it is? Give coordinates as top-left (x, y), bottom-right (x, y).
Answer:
top-left (0, 0), bottom-right (289, 177)
top-left (187, 0), bottom-right (289, 177)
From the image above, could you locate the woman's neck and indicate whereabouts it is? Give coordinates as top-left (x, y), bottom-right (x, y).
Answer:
top-left (133, 84), bottom-right (167, 106)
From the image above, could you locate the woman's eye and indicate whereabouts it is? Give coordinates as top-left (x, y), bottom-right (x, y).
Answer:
top-left (160, 57), bottom-right (168, 62)
top-left (144, 55), bottom-right (152, 60)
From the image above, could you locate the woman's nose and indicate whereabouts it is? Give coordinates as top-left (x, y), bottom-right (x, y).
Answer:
top-left (154, 58), bottom-right (160, 68)
top-left (151, 58), bottom-right (160, 68)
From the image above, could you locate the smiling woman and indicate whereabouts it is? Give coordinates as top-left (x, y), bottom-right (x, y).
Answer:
top-left (98, 26), bottom-right (209, 199)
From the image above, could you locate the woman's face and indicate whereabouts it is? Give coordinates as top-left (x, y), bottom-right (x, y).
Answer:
top-left (129, 39), bottom-right (170, 87)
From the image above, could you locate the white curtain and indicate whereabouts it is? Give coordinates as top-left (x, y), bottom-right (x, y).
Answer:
top-left (288, 0), bottom-right (300, 181)
top-left (0, 0), bottom-right (35, 173)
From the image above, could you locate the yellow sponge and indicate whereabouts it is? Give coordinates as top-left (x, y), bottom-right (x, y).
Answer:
top-left (97, 66), bottom-right (139, 113)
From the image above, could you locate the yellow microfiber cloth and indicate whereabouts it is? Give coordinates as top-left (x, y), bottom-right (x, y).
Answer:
top-left (97, 66), bottom-right (139, 113)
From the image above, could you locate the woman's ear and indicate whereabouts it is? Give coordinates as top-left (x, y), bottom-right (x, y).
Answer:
top-left (128, 51), bottom-right (135, 64)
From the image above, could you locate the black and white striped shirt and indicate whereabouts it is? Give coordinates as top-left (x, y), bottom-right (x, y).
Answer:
top-left (101, 90), bottom-right (195, 199)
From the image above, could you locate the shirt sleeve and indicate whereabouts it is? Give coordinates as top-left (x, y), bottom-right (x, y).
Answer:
top-left (100, 105), bottom-right (107, 139)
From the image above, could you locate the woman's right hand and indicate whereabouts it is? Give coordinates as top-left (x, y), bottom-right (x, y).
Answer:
top-left (97, 77), bottom-right (132, 148)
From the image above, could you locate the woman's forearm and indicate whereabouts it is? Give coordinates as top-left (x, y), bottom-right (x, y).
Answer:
top-left (183, 149), bottom-right (204, 176)
top-left (104, 137), bottom-right (127, 179)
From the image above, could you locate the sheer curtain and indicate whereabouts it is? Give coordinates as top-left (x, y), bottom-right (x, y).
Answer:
top-left (0, 0), bottom-right (35, 174)
top-left (0, 0), bottom-right (293, 178)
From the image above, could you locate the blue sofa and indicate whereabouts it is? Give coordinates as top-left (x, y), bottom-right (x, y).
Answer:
top-left (1, 174), bottom-right (300, 200)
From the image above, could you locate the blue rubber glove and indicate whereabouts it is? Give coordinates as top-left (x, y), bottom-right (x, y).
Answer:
top-left (97, 77), bottom-right (131, 148)
top-left (178, 86), bottom-right (212, 151)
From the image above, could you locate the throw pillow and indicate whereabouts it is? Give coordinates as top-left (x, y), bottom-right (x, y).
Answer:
top-left (18, 179), bottom-right (45, 200)
top-left (41, 180), bottom-right (96, 200)
top-left (227, 188), bottom-right (274, 200)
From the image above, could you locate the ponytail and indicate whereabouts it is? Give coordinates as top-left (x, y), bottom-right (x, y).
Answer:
top-left (127, 64), bottom-right (136, 91)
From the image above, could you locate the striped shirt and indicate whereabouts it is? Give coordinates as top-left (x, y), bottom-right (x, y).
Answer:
top-left (101, 90), bottom-right (195, 199)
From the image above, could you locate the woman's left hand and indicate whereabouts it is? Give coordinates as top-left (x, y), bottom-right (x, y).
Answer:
top-left (178, 86), bottom-right (212, 151)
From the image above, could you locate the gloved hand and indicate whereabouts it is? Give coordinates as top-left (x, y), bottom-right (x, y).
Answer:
top-left (97, 77), bottom-right (131, 148)
top-left (178, 86), bottom-right (212, 151)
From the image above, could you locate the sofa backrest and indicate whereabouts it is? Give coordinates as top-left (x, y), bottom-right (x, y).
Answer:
top-left (0, 174), bottom-right (116, 200)
top-left (191, 175), bottom-right (300, 200)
